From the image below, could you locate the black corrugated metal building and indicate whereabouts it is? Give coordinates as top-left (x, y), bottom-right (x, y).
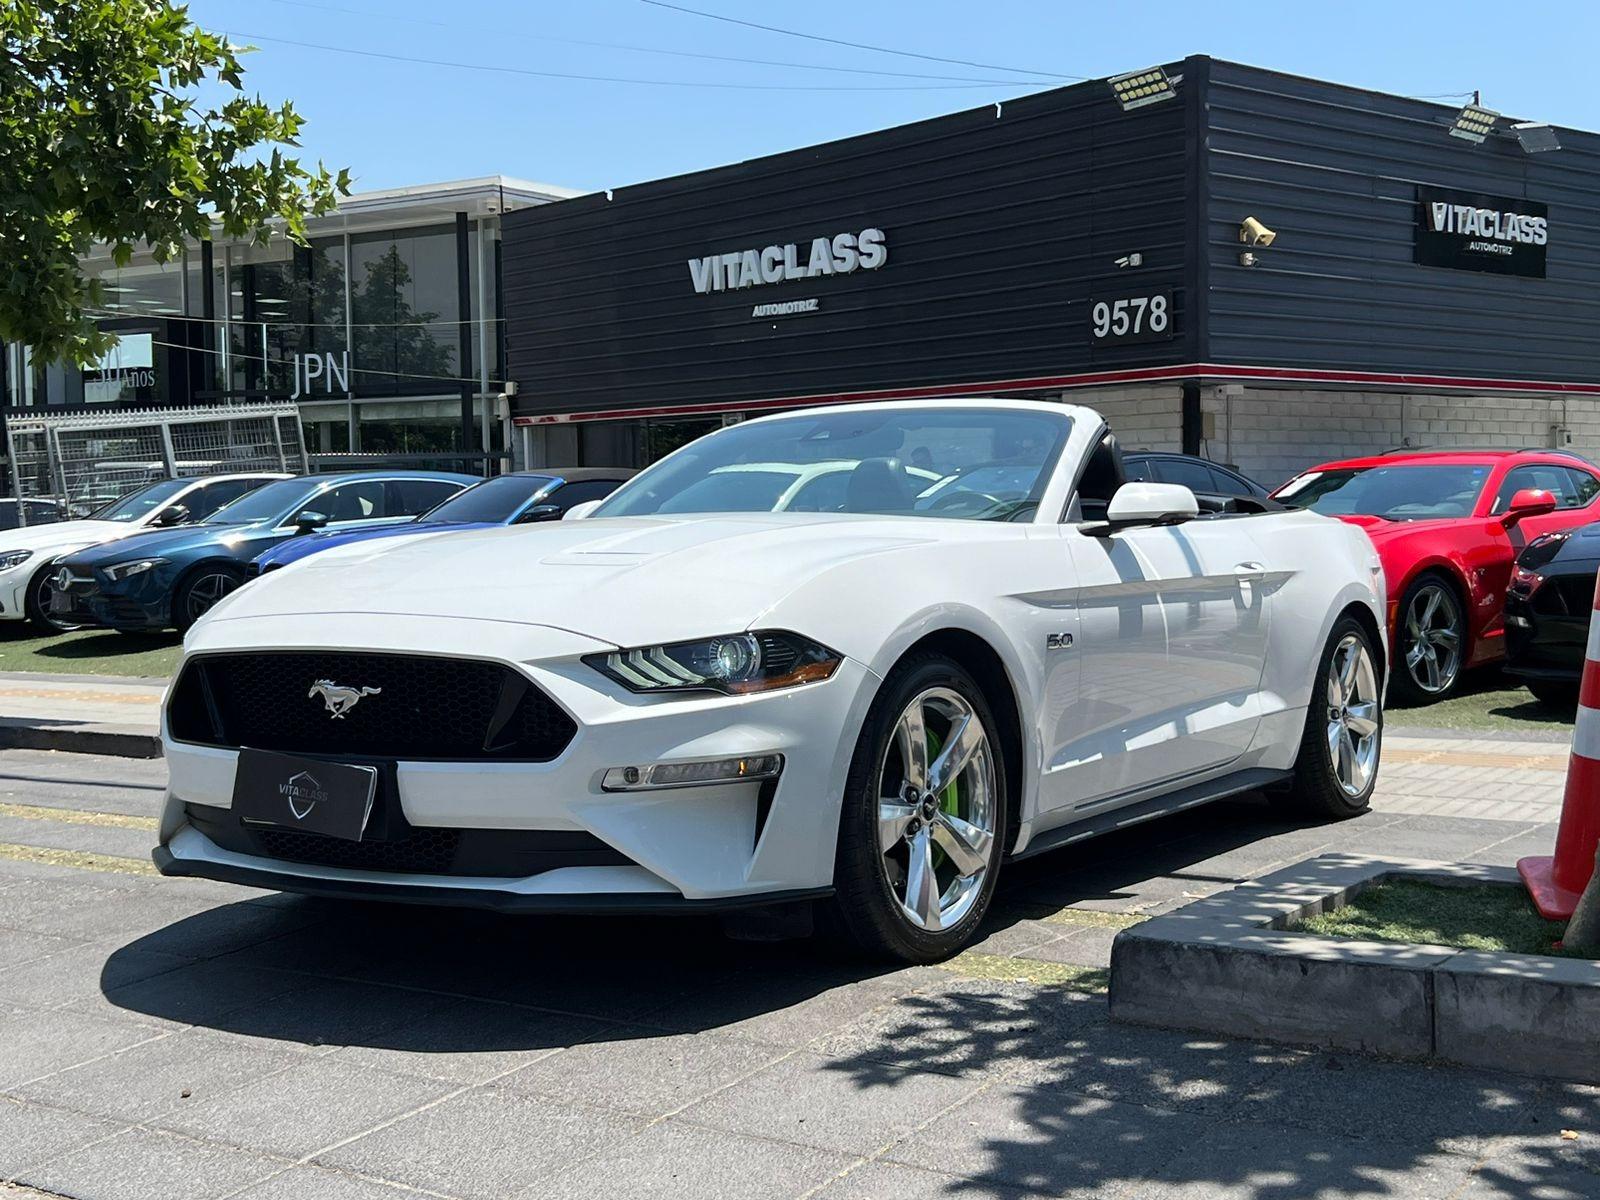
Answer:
top-left (503, 56), bottom-right (1600, 485)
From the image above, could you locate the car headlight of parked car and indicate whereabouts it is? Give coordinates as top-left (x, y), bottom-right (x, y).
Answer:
top-left (586, 630), bottom-right (841, 695)
top-left (103, 557), bottom-right (168, 582)
top-left (0, 550), bottom-right (32, 572)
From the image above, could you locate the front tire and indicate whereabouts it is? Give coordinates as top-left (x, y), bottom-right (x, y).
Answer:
top-left (173, 565), bottom-right (245, 632)
top-left (1391, 572), bottom-right (1465, 704)
top-left (1285, 615), bottom-right (1383, 819)
top-left (23, 565), bottom-right (84, 634)
top-left (829, 653), bottom-right (1009, 964)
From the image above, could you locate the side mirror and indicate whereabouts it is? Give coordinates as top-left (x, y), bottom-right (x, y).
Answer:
top-left (563, 500), bottom-right (604, 521)
top-left (516, 504), bottom-right (564, 524)
top-left (293, 509), bottom-right (330, 533)
top-left (1090, 482), bottom-right (1200, 535)
top-left (151, 503), bottom-right (189, 528)
top-left (1503, 487), bottom-right (1558, 526)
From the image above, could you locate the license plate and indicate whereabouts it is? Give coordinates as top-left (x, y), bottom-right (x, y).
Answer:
top-left (49, 589), bottom-right (77, 614)
top-left (232, 748), bottom-right (378, 842)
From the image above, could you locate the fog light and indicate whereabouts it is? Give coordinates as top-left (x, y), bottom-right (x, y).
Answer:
top-left (602, 754), bottom-right (784, 792)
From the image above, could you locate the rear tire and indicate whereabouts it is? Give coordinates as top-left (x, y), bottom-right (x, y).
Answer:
top-left (173, 565), bottom-right (245, 632)
top-left (1284, 615), bottom-right (1383, 820)
top-left (828, 652), bottom-right (1010, 964)
top-left (23, 565), bottom-right (84, 634)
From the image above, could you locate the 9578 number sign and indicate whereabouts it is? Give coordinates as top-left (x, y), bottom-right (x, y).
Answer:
top-left (1090, 291), bottom-right (1174, 345)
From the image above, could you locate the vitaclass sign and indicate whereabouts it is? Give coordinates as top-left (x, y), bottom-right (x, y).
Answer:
top-left (1416, 186), bottom-right (1548, 278)
top-left (688, 228), bottom-right (886, 293)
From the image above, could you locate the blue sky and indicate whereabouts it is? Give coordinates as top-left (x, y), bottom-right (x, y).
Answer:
top-left (192, 0), bottom-right (1600, 194)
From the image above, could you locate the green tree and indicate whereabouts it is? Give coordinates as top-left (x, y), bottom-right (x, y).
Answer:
top-left (0, 0), bottom-right (350, 365)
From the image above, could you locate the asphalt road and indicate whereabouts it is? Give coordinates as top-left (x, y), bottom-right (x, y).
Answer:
top-left (1, 747), bottom-right (1596, 1200)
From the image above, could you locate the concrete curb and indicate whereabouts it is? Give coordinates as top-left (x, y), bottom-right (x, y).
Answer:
top-left (0, 719), bottom-right (162, 759)
top-left (1109, 853), bottom-right (1600, 1082)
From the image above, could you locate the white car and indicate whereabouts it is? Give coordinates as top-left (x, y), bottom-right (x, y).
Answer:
top-left (156, 400), bottom-right (1386, 962)
top-left (0, 473), bottom-right (289, 632)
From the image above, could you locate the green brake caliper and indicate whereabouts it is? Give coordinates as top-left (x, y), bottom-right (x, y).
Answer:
top-left (924, 728), bottom-right (962, 871)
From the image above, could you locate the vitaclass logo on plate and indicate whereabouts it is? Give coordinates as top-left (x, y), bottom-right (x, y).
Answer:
top-left (1416, 186), bottom-right (1548, 278)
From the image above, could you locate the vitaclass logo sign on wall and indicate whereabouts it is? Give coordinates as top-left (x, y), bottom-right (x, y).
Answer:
top-left (687, 228), bottom-right (886, 317)
top-left (1415, 186), bottom-right (1548, 278)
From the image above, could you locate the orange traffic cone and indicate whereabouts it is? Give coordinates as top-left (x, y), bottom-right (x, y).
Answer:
top-left (1519, 570), bottom-right (1600, 920)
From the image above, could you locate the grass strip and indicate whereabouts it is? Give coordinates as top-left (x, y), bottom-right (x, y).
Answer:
top-left (0, 841), bottom-right (158, 876)
top-left (938, 951), bottom-right (1110, 992)
top-left (0, 801), bottom-right (157, 831)
top-left (1298, 879), bottom-right (1583, 958)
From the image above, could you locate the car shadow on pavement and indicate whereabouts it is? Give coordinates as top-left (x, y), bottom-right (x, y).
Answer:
top-left (99, 895), bottom-right (907, 1054)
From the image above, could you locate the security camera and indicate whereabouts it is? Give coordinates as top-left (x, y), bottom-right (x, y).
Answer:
top-left (1240, 217), bottom-right (1277, 247)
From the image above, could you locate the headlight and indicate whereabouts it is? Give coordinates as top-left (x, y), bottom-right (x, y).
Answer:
top-left (586, 630), bottom-right (841, 695)
top-left (0, 550), bottom-right (31, 572)
top-left (103, 557), bottom-right (167, 582)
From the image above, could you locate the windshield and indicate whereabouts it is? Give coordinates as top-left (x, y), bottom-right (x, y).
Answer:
top-left (87, 479), bottom-right (190, 523)
top-left (203, 477), bottom-right (319, 525)
top-left (1276, 464), bottom-right (1491, 520)
top-left (420, 475), bottom-right (553, 524)
top-left (596, 408), bottom-right (1072, 522)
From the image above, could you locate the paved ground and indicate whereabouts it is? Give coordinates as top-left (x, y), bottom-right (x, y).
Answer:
top-left (0, 738), bottom-right (1593, 1200)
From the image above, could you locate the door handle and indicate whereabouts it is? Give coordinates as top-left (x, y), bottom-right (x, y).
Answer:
top-left (1234, 561), bottom-right (1265, 582)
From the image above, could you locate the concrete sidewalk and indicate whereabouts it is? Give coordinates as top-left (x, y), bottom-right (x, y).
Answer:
top-left (0, 673), bottom-right (165, 758)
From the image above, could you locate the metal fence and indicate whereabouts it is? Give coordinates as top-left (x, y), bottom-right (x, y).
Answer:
top-left (4, 403), bottom-right (308, 524)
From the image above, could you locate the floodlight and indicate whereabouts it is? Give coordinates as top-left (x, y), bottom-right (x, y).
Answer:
top-left (1512, 122), bottom-right (1561, 153)
top-left (1449, 103), bottom-right (1499, 143)
top-left (1108, 67), bottom-right (1176, 112)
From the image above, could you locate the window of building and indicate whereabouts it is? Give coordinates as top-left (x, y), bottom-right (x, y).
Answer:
top-left (229, 237), bottom-right (346, 398)
top-left (350, 226), bottom-right (461, 397)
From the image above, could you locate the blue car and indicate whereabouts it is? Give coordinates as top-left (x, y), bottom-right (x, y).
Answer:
top-left (52, 470), bottom-right (475, 632)
top-left (252, 468), bottom-right (635, 574)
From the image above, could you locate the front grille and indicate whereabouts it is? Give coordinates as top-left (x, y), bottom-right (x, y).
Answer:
top-left (168, 651), bottom-right (577, 761)
top-left (1538, 575), bottom-right (1596, 618)
top-left (256, 826), bottom-right (462, 873)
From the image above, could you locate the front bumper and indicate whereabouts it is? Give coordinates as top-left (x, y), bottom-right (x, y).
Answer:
top-left (78, 571), bottom-right (173, 629)
top-left (1504, 581), bottom-right (1588, 683)
top-left (157, 612), bottom-right (877, 906)
top-left (0, 562), bottom-right (32, 620)
top-left (152, 842), bottom-right (831, 914)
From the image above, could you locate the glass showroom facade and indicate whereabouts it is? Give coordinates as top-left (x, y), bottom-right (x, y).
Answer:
top-left (2, 177), bottom-right (578, 473)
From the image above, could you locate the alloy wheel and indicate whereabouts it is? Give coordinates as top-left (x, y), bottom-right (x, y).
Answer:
top-left (1403, 583), bottom-right (1461, 695)
top-left (876, 687), bottom-right (997, 932)
top-left (1326, 633), bottom-right (1381, 797)
top-left (185, 572), bottom-right (239, 623)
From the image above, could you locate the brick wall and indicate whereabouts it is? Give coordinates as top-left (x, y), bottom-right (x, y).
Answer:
top-left (1203, 388), bottom-right (1600, 489)
top-left (1065, 384), bottom-right (1184, 453)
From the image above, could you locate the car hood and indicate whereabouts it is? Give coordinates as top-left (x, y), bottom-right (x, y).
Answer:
top-left (257, 520), bottom-right (495, 568)
top-left (210, 513), bottom-right (946, 646)
top-left (63, 521), bottom-right (266, 566)
top-left (0, 519), bottom-right (145, 556)
top-left (1330, 514), bottom-right (1469, 543)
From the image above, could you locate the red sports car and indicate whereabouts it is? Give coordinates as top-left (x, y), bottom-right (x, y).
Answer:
top-left (1273, 449), bottom-right (1600, 703)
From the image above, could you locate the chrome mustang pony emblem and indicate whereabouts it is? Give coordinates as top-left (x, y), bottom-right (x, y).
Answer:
top-left (308, 679), bottom-right (381, 719)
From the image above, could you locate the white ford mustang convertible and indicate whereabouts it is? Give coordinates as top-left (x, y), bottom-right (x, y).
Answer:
top-left (157, 400), bottom-right (1386, 962)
